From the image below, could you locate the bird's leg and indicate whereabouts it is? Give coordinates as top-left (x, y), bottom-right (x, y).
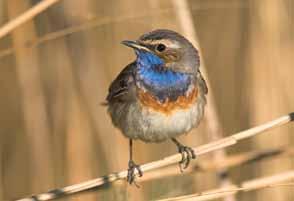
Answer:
top-left (171, 138), bottom-right (196, 172)
top-left (127, 139), bottom-right (143, 186)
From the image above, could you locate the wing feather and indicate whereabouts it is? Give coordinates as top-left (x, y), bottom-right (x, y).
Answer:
top-left (106, 62), bottom-right (136, 102)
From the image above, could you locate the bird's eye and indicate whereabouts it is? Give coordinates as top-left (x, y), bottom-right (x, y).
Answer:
top-left (156, 44), bottom-right (166, 52)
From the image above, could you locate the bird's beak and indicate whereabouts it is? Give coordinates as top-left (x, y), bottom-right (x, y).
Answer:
top-left (121, 40), bottom-right (150, 52)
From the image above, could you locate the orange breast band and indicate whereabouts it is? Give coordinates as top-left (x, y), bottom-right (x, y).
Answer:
top-left (138, 87), bottom-right (198, 115)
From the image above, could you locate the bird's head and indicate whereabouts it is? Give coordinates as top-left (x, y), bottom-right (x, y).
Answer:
top-left (121, 29), bottom-right (200, 74)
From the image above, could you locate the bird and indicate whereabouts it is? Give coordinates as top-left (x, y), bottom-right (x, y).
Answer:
top-left (105, 29), bottom-right (208, 185)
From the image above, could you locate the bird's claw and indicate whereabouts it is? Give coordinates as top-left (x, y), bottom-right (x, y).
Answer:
top-left (178, 145), bottom-right (196, 171)
top-left (127, 160), bottom-right (143, 186)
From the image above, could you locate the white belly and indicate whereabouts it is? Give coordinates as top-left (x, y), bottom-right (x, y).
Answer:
top-left (109, 94), bottom-right (206, 143)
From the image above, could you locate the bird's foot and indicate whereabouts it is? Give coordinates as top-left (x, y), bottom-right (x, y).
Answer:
top-left (177, 144), bottom-right (196, 172)
top-left (127, 160), bottom-right (143, 186)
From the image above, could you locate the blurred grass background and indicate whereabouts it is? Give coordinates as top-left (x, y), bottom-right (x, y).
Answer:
top-left (0, 0), bottom-right (293, 200)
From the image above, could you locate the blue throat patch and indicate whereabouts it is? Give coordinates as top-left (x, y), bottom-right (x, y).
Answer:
top-left (135, 50), bottom-right (191, 102)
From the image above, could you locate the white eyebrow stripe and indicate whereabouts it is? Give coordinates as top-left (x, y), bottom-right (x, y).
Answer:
top-left (167, 42), bottom-right (181, 49)
top-left (142, 39), bottom-right (181, 49)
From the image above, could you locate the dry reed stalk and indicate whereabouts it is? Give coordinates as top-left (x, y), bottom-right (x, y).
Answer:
top-left (0, 3), bottom-right (247, 59)
top-left (156, 171), bottom-right (294, 201)
top-left (0, 8), bottom-right (174, 59)
top-left (66, 99), bottom-right (99, 201)
top-left (60, 1), bottom-right (145, 199)
top-left (15, 113), bottom-right (294, 201)
top-left (172, 1), bottom-right (235, 201)
top-left (247, 1), bottom-right (293, 200)
top-left (140, 146), bottom-right (294, 182)
top-left (59, 2), bottom-right (109, 201)
top-left (7, 0), bottom-right (54, 192)
top-left (45, 33), bottom-right (73, 194)
top-left (39, 11), bottom-right (108, 200)
top-left (0, 0), bottom-right (61, 39)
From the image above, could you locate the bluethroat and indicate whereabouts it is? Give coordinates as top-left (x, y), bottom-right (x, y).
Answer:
top-left (106, 29), bottom-right (207, 184)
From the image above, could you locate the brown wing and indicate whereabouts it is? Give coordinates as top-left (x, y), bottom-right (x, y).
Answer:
top-left (106, 62), bottom-right (136, 103)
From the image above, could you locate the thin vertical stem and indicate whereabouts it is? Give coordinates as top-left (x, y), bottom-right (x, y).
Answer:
top-left (7, 0), bottom-right (54, 192)
top-left (0, 0), bottom-right (61, 39)
top-left (171, 1), bottom-right (236, 201)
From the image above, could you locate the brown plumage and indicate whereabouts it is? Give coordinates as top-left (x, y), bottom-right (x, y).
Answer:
top-left (106, 29), bottom-right (207, 184)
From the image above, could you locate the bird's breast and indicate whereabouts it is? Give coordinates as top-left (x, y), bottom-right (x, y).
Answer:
top-left (138, 87), bottom-right (198, 115)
